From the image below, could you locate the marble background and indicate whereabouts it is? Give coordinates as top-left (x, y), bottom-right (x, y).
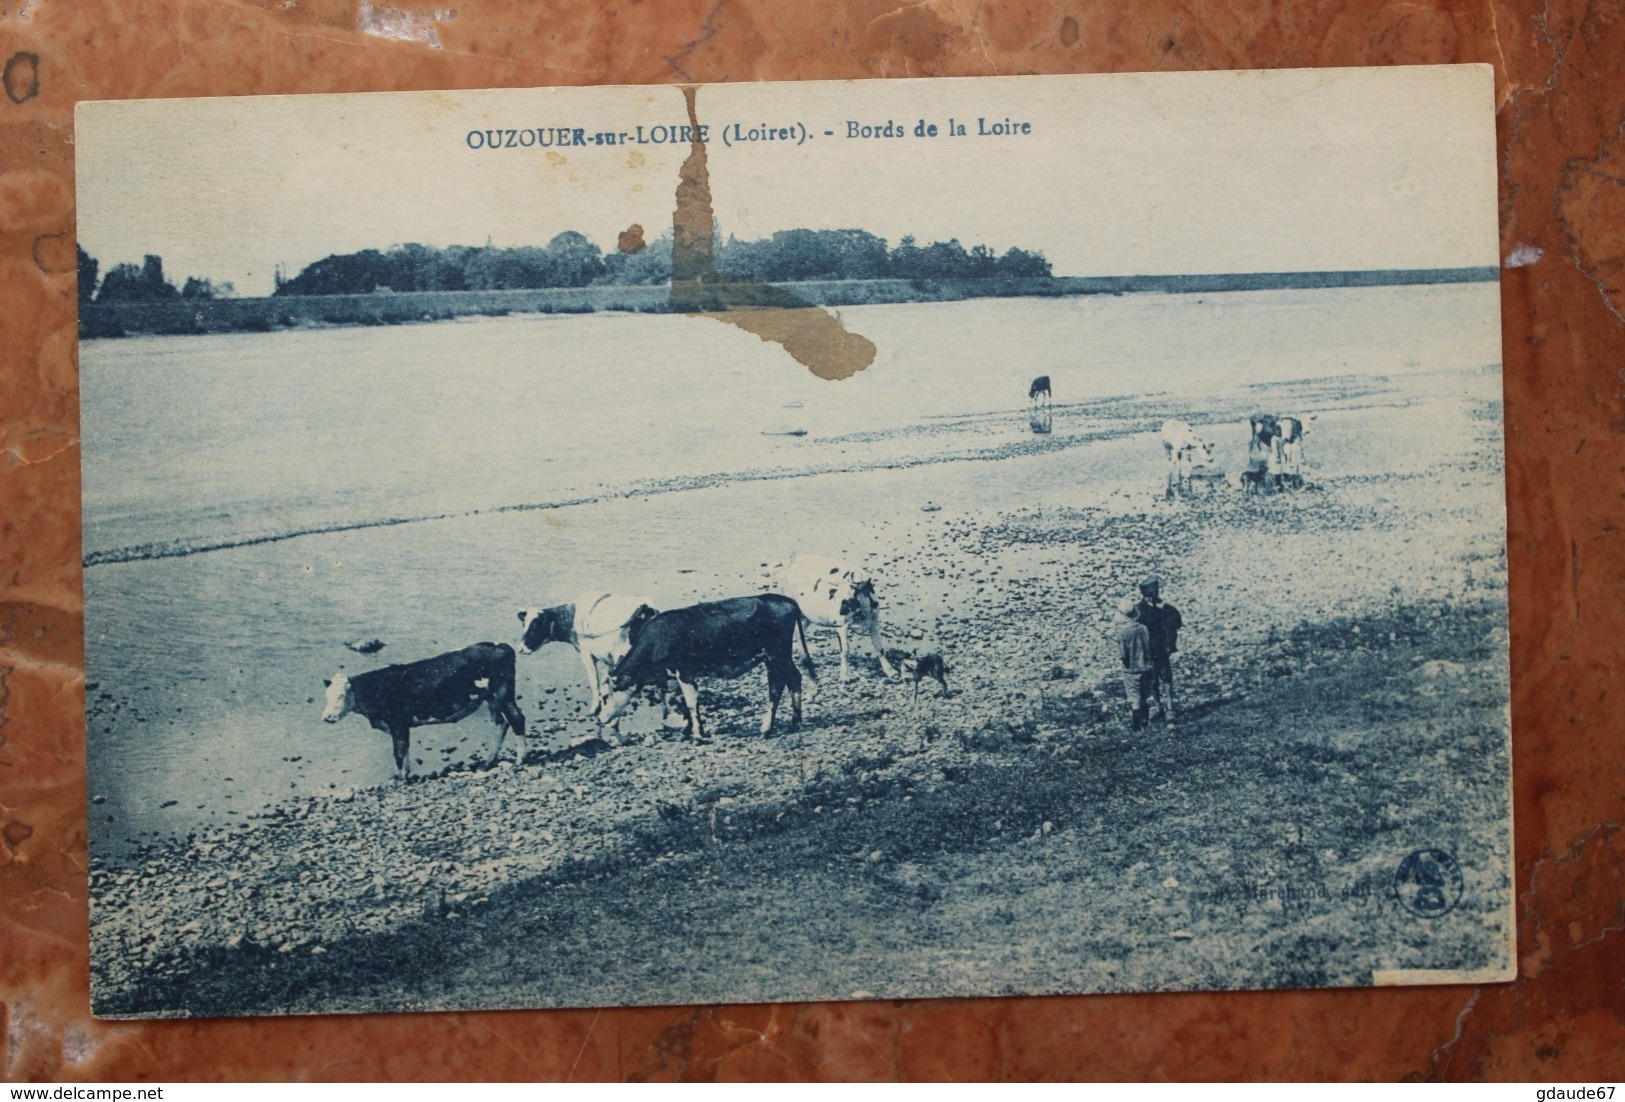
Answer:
top-left (2, 0), bottom-right (1622, 1081)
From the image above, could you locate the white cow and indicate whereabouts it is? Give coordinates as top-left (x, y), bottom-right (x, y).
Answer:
top-left (517, 592), bottom-right (659, 717)
top-left (1160, 419), bottom-right (1216, 500)
top-left (1276, 415), bottom-right (1311, 488)
top-left (777, 554), bottom-right (897, 682)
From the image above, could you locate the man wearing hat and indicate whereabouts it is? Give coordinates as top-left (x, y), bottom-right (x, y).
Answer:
top-left (1115, 597), bottom-right (1154, 730)
top-left (1135, 575), bottom-right (1183, 724)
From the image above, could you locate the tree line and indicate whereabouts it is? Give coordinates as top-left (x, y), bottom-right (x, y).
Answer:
top-left (274, 228), bottom-right (1051, 296)
top-left (77, 228), bottom-right (1052, 303)
top-left (77, 247), bottom-right (233, 303)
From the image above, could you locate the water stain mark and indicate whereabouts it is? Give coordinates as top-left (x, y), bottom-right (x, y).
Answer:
top-left (4, 52), bottom-right (40, 104)
top-left (32, 232), bottom-right (72, 276)
top-left (1059, 16), bottom-right (1080, 46)
top-left (618, 224), bottom-right (648, 255)
top-left (667, 85), bottom-right (877, 382)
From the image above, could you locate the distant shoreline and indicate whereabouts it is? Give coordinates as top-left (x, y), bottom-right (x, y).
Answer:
top-left (78, 267), bottom-right (1499, 340)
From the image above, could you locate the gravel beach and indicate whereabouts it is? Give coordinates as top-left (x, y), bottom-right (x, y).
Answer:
top-left (86, 366), bottom-right (1512, 1017)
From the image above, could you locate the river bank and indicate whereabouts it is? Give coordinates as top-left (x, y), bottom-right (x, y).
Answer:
top-left (78, 269), bottom-right (1497, 339)
top-left (87, 373), bottom-right (1513, 1016)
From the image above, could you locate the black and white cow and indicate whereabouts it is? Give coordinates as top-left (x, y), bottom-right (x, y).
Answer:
top-left (598, 595), bottom-right (815, 741)
top-left (1029, 375), bottom-right (1052, 407)
top-left (778, 554), bottom-right (896, 681)
top-left (1247, 413), bottom-right (1313, 491)
top-left (322, 642), bottom-right (525, 782)
top-left (517, 592), bottom-right (659, 717)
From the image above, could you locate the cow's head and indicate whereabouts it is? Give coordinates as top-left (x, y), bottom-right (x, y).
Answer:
top-left (1196, 437), bottom-right (1216, 466)
top-left (322, 674), bottom-right (354, 722)
top-left (839, 578), bottom-right (879, 619)
top-left (517, 605), bottom-right (569, 653)
top-left (598, 685), bottom-right (634, 724)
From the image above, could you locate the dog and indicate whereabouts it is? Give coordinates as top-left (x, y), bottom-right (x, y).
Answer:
top-left (886, 648), bottom-right (951, 704)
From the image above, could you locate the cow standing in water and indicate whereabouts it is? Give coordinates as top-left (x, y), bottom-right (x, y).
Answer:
top-left (1247, 413), bottom-right (1312, 492)
top-left (599, 595), bottom-right (816, 742)
top-left (1161, 419), bottom-right (1216, 500)
top-left (1029, 375), bottom-right (1052, 407)
top-left (322, 642), bottom-right (526, 782)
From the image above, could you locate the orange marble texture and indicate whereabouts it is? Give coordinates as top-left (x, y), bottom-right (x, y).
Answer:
top-left (1, 0), bottom-right (1622, 1082)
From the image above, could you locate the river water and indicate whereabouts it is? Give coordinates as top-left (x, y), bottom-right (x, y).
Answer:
top-left (81, 285), bottom-right (1501, 851)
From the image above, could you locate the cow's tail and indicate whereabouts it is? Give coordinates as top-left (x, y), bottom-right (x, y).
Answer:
top-left (796, 613), bottom-right (819, 693)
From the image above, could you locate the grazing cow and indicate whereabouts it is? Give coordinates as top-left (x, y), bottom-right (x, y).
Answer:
top-left (599, 595), bottom-right (815, 741)
top-left (1029, 375), bottom-right (1052, 406)
top-left (1160, 419), bottom-right (1217, 500)
top-left (322, 642), bottom-right (526, 783)
top-left (517, 593), bottom-right (659, 716)
top-left (777, 554), bottom-right (897, 681)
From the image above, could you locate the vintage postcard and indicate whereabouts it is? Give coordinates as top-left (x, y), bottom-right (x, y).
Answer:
top-left (76, 67), bottom-right (1512, 1018)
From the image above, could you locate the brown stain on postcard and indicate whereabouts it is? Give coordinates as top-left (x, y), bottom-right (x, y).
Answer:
top-left (668, 85), bottom-right (876, 381)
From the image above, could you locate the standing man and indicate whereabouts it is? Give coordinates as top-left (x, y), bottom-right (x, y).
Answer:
top-left (1115, 598), bottom-right (1153, 731)
top-left (1136, 575), bottom-right (1183, 724)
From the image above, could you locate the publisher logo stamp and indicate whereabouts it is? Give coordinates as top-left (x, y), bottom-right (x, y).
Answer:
top-left (1393, 848), bottom-right (1465, 917)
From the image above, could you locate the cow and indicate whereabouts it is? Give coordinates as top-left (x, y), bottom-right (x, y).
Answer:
top-left (517, 593), bottom-right (659, 717)
top-left (777, 554), bottom-right (897, 682)
top-left (322, 642), bottom-right (526, 783)
top-left (1248, 413), bottom-right (1313, 491)
top-left (1160, 419), bottom-right (1217, 500)
top-left (1276, 415), bottom-right (1311, 488)
top-left (1028, 375), bottom-right (1052, 407)
top-left (598, 595), bottom-right (815, 742)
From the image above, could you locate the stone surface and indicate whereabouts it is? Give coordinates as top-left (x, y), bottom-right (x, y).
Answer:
top-left (2, 0), bottom-right (1622, 1082)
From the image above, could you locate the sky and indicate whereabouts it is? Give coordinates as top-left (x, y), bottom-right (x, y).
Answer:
top-left (75, 67), bottom-right (1499, 298)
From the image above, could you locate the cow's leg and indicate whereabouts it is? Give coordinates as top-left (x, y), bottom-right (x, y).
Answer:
top-left (675, 675), bottom-right (703, 741)
top-left (936, 671), bottom-right (950, 698)
top-left (663, 674), bottom-right (689, 729)
top-left (869, 619), bottom-right (898, 679)
top-left (836, 620), bottom-right (851, 682)
top-left (590, 656), bottom-right (627, 740)
top-left (581, 649), bottom-right (603, 716)
top-left (763, 668), bottom-right (784, 736)
top-left (389, 726), bottom-right (412, 783)
top-left (492, 699), bottom-right (525, 767)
